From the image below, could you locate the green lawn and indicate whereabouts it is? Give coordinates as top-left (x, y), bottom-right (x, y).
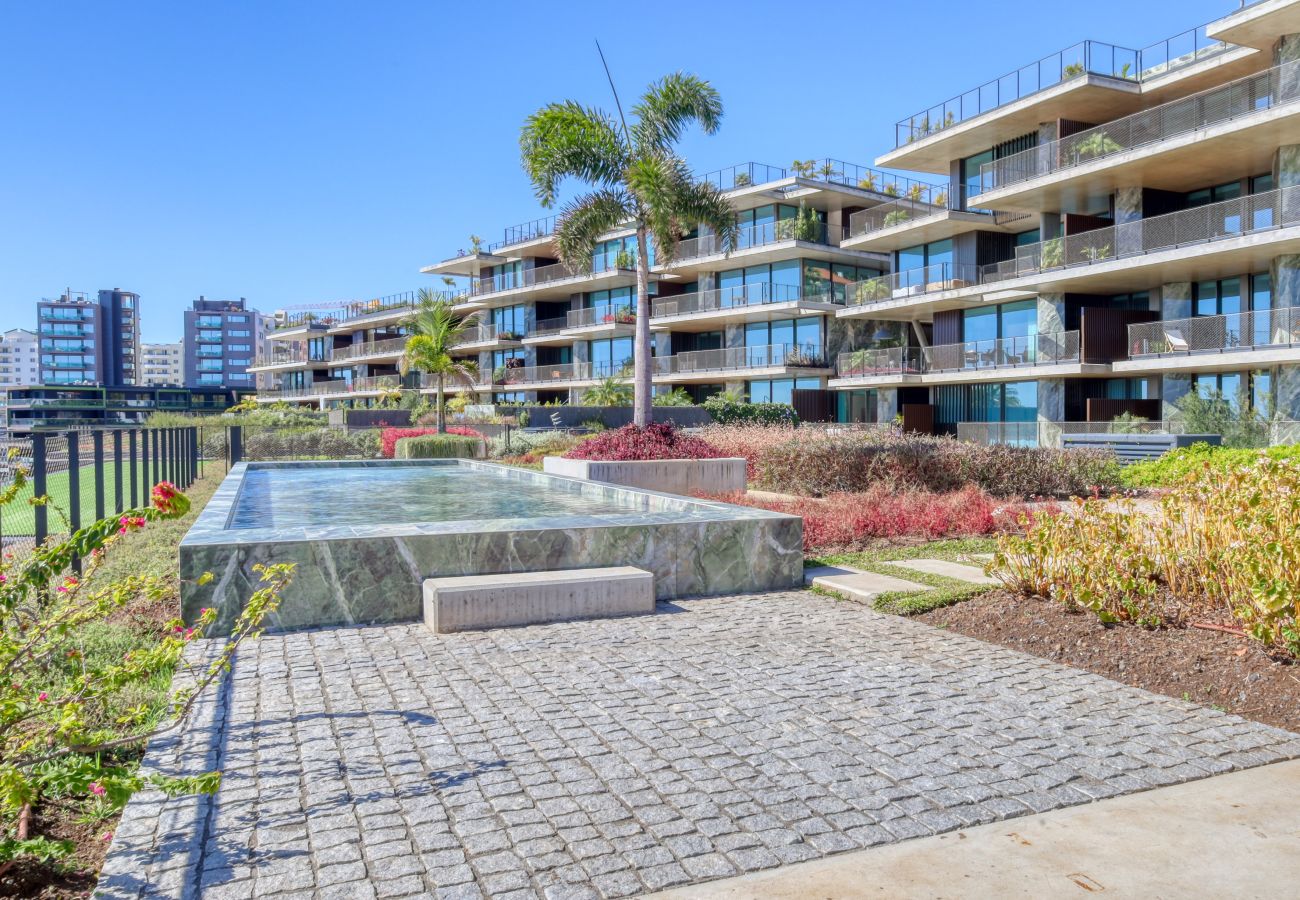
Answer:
top-left (809, 537), bottom-right (1001, 616)
top-left (2, 460), bottom-right (182, 537)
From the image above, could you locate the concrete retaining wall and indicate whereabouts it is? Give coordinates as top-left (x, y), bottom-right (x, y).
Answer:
top-left (542, 457), bottom-right (747, 496)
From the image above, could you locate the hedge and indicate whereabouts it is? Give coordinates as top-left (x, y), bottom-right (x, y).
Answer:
top-left (393, 434), bottom-right (482, 459)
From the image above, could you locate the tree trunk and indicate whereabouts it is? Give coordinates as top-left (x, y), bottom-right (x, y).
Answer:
top-left (633, 225), bottom-right (653, 427)
top-left (437, 374), bottom-right (446, 434)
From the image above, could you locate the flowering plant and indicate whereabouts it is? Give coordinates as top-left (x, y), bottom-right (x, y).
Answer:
top-left (380, 426), bottom-right (483, 458)
top-left (0, 462), bottom-right (293, 874)
top-left (564, 422), bottom-right (723, 461)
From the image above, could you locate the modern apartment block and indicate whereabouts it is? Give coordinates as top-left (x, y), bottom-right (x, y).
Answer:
top-left (182, 297), bottom-right (264, 389)
top-left (2, 385), bottom-right (242, 434)
top-left (254, 0), bottom-right (1300, 445)
top-left (0, 329), bottom-right (38, 387)
top-left (35, 289), bottom-right (141, 387)
top-left (141, 341), bottom-right (184, 386)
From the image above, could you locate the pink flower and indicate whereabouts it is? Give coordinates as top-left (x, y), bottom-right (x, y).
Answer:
top-left (0, 574), bottom-right (6, 584)
top-left (89, 782), bottom-right (106, 797)
top-left (102, 831), bottom-right (113, 842)
top-left (37, 692), bottom-right (47, 702)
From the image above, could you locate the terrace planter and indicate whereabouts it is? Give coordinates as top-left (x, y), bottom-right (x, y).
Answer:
top-left (542, 456), bottom-right (747, 497)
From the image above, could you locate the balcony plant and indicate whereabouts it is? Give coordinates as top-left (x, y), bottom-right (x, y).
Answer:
top-left (784, 346), bottom-right (828, 368)
top-left (883, 209), bottom-right (912, 228)
top-left (521, 72), bottom-right (738, 427)
top-left (1079, 242), bottom-right (1112, 262)
top-left (1063, 61), bottom-right (1085, 79)
top-left (614, 247), bottom-right (635, 269)
top-left (400, 290), bottom-right (480, 434)
top-left (883, 182), bottom-right (900, 197)
top-left (790, 159), bottom-right (817, 178)
top-left (932, 191), bottom-right (948, 208)
top-left (1072, 131), bottom-right (1123, 160)
top-left (733, 171), bottom-right (752, 187)
top-left (613, 307), bottom-right (636, 325)
top-left (854, 278), bottom-right (892, 304)
top-left (468, 234), bottom-right (483, 254)
top-left (906, 184), bottom-right (926, 202)
top-left (1040, 237), bottom-right (1065, 268)
top-left (857, 173), bottom-right (877, 192)
top-left (817, 161), bottom-right (841, 181)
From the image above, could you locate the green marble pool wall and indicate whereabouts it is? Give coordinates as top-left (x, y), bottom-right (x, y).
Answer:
top-left (180, 461), bottom-right (803, 634)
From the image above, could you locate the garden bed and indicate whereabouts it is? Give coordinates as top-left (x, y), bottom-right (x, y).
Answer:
top-left (917, 591), bottom-right (1300, 734)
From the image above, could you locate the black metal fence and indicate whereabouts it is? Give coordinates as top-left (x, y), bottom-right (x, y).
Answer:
top-left (0, 427), bottom-right (200, 564)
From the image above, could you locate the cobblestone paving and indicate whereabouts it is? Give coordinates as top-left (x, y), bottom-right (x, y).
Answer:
top-left (99, 591), bottom-right (1300, 899)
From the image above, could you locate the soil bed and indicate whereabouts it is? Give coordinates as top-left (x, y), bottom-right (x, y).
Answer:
top-left (917, 590), bottom-right (1300, 733)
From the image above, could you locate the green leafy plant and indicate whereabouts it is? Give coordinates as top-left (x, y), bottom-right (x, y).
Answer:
top-left (393, 434), bottom-right (482, 459)
top-left (614, 248), bottom-right (635, 269)
top-left (790, 159), bottom-right (817, 178)
top-left (883, 209), bottom-right (912, 228)
top-left (521, 73), bottom-right (738, 427)
top-left (652, 388), bottom-right (694, 407)
top-left (854, 278), bottom-right (892, 304)
top-left (1063, 61), bottom-right (1085, 78)
top-left (580, 371), bottom-right (633, 406)
top-left (733, 171), bottom-right (751, 187)
top-left (1041, 237), bottom-right (1064, 268)
top-left (1171, 388), bottom-right (1270, 449)
top-left (857, 173), bottom-right (877, 192)
top-left (400, 290), bottom-right (480, 434)
top-left (1073, 131), bottom-right (1123, 159)
top-left (702, 395), bottom-right (798, 427)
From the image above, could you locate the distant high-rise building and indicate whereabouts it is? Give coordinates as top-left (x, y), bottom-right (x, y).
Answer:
top-left (141, 341), bottom-right (184, 386)
top-left (35, 289), bottom-right (141, 386)
top-left (0, 328), bottom-right (38, 387)
top-left (182, 297), bottom-right (265, 388)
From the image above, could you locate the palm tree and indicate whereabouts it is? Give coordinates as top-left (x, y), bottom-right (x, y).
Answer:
top-left (520, 72), bottom-right (739, 426)
top-left (581, 370), bottom-right (633, 406)
top-left (400, 288), bottom-right (479, 433)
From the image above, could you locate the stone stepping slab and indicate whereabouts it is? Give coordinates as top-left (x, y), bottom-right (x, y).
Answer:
top-left (804, 565), bottom-right (926, 602)
top-left (890, 558), bottom-right (999, 585)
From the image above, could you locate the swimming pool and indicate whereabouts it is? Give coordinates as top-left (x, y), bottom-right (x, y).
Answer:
top-left (181, 460), bottom-right (803, 634)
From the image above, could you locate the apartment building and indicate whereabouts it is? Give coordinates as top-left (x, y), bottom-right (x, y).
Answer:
top-left (36, 289), bottom-right (141, 387)
top-left (254, 0), bottom-right (1300, 444)
top-left (182, 297), bottom-right (265, 389)
top-left (829, 0), bottom-right (1300, 444)
top-left (0, 328), bottom-right (38, 387)
top-left (2, 384), bottom-right (242, 434)
top-left (141, 341), bottom-right (184, 386)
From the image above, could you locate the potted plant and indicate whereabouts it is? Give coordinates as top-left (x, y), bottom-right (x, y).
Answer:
top-left (614, 307), bottom-right (636, 325)
top-left (784, 346), bottom-right (828, 368)
top-left (1072, 131), bottom-right (1123, 161)
top-left (614, 247), bottom-right (635, 269)
top-left (906, 183), bottom-right (926, 202)
top-left (733, 171), bottom-right (752, 187)
top-left (790, 159), bottom-right (816, 178)
top-left (883, 183), bottom-right (900, 197)
top-left (854, 279), bottom-right (892, 304)
top-left (469, 234), bottom-right (483, 254)
top-left (883, 209), bottom-right (912, 228)
top-left (1041, 237), bottom-right (1064, 268)
top-left (1063, 61), bottom-right (1085, 79)
top-left (858, 173), bottom-right (877, 192)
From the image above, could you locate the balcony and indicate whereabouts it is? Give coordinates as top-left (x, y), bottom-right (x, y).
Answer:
top-left (1119, 308), bottom-right (1300, 373)
top-left (880, 20), bottom-right (1246, 172)
top-left (832, 331), bottom-right (1082, 386)
top-left (564, 305), bottom-right (635, 334)
top-left (453, 324), bottom-right (522, 350)
top-left (978, 59), bottom-right (1300, 209)
top-left (979, 185), bottom-right (1297, 290)
top-left (667, 219), bottom-right (852, 268)
top-left (655, 343), bottom-right (831, 381)
top-left (650, 283), bottom-right (842, 327)
top-left (460, 258), bottom-right (636, 308)
top-left (487, 215), bottom-right (558, 252)
top-left (492, 361), bottom-right (595, 388)
top-left (1208, 0), bottom-right (1300, 52)
top-left (841, 263), bottom-right (981, 313)
top-left (270, 374), bottom-right (408, 400)
top-left (248, 346), bottom-right (325, 371)
top-left (331, 336), bottom-right (408, 362)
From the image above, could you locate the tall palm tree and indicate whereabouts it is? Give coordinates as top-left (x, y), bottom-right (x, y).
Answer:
top-left (520, 72), bottom-right (739, 426)
top-left (400, 288), bottom-right (479, 434)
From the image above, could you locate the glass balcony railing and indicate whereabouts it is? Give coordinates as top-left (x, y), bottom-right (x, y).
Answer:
top-left (468, 256), bottom-right (632, 299)
top-left (847, 186), bottom-right (984, 238)
top-left (488, 215), bottom-right (559, 252)
top-left (836, 347), bottom-right (924, 378)
top-left (981, 60), bottom-right (1299, 192)
top-left (696, 162), bottom-right (788, 191)
top-left (274, 374), bottom-right (411, 399)
top-left (529, 316), bottom-right (569, 337)
top-left (1128, 308), bottom-right (1300, 357)
top-left (651, 282), bottom-right (830, 319)
top-left (330, 336), bottom-right (408, 362)
top-left (835, 332), bottom-right (1080, 379)
top-left (673, 220), bottom-right (849, 262)
top-left (493, 361), bottom-right (592, 386)
top-left (894, 19), bottom-right (1241, 148)
top-left (566, 306), bottom-right (635, 328)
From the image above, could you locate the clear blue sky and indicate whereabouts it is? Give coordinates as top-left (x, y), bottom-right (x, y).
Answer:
top-left (1, 0), bottom-right (1228, 342)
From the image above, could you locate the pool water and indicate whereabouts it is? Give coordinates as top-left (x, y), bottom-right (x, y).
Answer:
top-left (226, 464), bottom-right (651, 529)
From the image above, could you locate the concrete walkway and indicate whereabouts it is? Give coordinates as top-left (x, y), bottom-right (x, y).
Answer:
top-left (803, 566), bottom-right (925, 601)
top-left (889, 559), bottom-right (999, 586)
top-left (653, 758), bottom-right (1300, 899)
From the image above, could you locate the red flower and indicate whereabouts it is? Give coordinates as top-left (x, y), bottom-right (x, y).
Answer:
top-left (151, 482), bottom-right (179, 513)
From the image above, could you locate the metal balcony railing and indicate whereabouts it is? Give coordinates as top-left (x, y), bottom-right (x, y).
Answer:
top-left (659, 342), bottom-right (828, 376)
top-left (1128, 308), bottom-right (1300, 357)
top-left (847, 186), bottom-right (981, 237)
top-left (494, 362), bottom-right (593, 386)
top-left (330, 336), bottom-right (408, 362)
top-left (895, 20), bottom-right (1240, 148)
top-left (981, 59), bottom-right (1300, 191)
top-left (981, 185), bottom-right (1297, 284)
top-left (651, 283), bottom-right (815, 318)
top-left (673, 219), bottom-right (849, 262)
top-left (529, 316), bottom-right (569, 337)
top-left (470, 256), bottom-right (631, 297)
top-left (488, 215), bottom-right (559, 252)
top-left (250, 346), bottom-right (324, 368)
top-left (455, 324), bottom-right (521, 346)
top-left (845, 263), bottom-right (981, 308)
top-left (835, 347), bottom-right (924, 378)
top-left (567, 305), bottom-right (635, 328)
top-left (697, 162), bottom-right (788, 191)
top-left (923, 331), bottom-right (1081, 372)
top-left (274, 374), bottom-right (411, 399)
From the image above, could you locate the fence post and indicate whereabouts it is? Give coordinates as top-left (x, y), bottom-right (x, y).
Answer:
top-left (189, 426), bottom-right (199, 486)
top-left (92, 430), bottom-right (105, 523)
top-left (67, 432), bottom-right (81, 575)
top-left (113, 430), bottom-right (124, 515)
top-left (151, 427), bottom-right (161, 490)
top-left (166, 429), bottom-right (174, 484)
top-left (129, 429), bottom-right (139, 508)
top-left (32, 432), bottom-right (47, 546)
top-left (229, 426), bottom-right (243, 466)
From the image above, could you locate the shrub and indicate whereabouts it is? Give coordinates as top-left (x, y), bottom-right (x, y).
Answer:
top-left (489, 429), bottom-right (584, 459)
top-left (563, 423), bottom-right (723, 462)
top-left (702, 395), bottom-right (798, 426)
top-left (243, 426), bottom-right (381, 460)
top-left (380, 426), bottom-right (482, 458)
top-left (394, 434), bottom-right (482, 459)
top-left (705, 486), bottom-right (1037, 552)
top-left (1121, 442), bottom-right (1300, 489)
top-left (701, 426), bottom-right (1119, 499)
top-left (0, 474), bottom-right (293, 874)
top-left (652, 388), bottom-right (694, 407)
top-left (993, 456), bottom-right (1300, 654)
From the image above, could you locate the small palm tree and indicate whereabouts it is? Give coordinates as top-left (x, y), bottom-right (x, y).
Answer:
top-left (400, 288), bottom-right (479, 433)
top-left (581, 371), bottom-right (633, 406)
top-left (520, 72), bottom-right (739, 426)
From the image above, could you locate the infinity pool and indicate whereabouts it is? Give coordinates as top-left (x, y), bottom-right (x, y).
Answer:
top-left (228, 464), bottom-right (648, 529)
top-left (182, 459), bottom-right (803, 634)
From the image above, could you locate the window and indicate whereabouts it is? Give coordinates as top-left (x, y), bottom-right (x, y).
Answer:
top-left (197, 330), bottom-right (222, 342)
top-left (588, 337), bottom-right (633, 377)
top-left (1250, 273), bottom-right (1273, 345)
top-left (962, 149), bottom-right (993, 201)
top-left (492, 305), bottom-right (527, 337)
top-left (228, 344), bottom-right (251, 352)
top-left (228, 315), bottom-right (249, 324)
top-left (837, 389), bottom-right (877, 424)
top-left (716, 260), bottom-right (802, 305)
top-left (197, 373), bottom-right (223, 384)
top-left (896, 239), bottom-right (954, 288)
top-left (747, 377), bottom-right (821, 405)
top-left (487, 260), bottom-right (523, 291)
top-left (1104, 378), bottom-right (1149, 400)
top-left (228, 329), bottom-right (250, 338)
top-left (583, 288), bottom-right (636, 320)
top-left (492, 348), bottom-right (525, 370)
top-left (745, 317), bottom-right (821, 355)
top-left (1195, 278), bottom-right (1243, 317)
top-left (308, 338), bottom-right (328, 361)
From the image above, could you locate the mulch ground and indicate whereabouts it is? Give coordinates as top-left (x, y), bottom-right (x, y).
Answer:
top-left (917, 590), bottom-right (1300, 734)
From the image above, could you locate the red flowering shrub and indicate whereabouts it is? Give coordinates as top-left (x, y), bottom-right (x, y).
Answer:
top-left (380, 426), bottom-right (482, 458)
top-left (564, 423), bottom-right (724, 461)
top-left (702, 485), bottom-right (1045, 553)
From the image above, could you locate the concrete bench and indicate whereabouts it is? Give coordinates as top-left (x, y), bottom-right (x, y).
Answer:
top-left (423, 567), bottom-right (655, 634)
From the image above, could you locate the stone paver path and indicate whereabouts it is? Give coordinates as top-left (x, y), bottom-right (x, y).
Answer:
top-left (99, 591), bottom-right (1300, 899)
top-left (890, 559), bottom-right (999, 585)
